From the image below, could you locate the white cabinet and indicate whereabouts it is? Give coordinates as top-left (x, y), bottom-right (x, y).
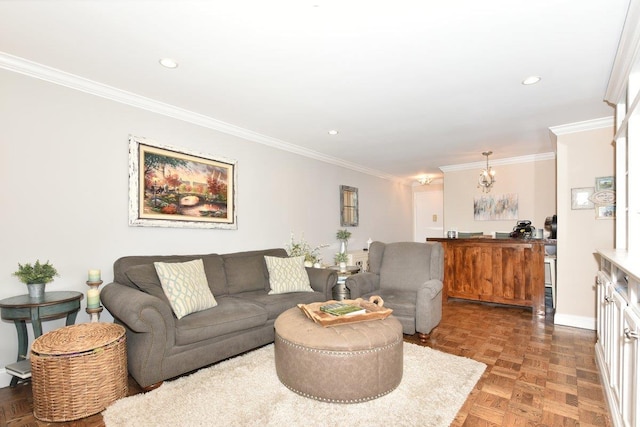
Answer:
top-left (596, 252), bottom-right (640, 427)
top-left (348, 250), bottom-right (369, 272)
top-left (599, 3), bottom-right (640, 425)
top-left (611, 289), bottom-right (626, 413)
top-left (621, 307), bottom-right (640, 426)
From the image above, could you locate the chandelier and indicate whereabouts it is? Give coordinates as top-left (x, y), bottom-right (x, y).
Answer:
top-left (417, 176), bottom-right (433, 185)
top-left (478, 151), bottom-right (496, 192)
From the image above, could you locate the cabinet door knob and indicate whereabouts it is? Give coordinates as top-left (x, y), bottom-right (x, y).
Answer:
top-left (624, 328), bottom-right (639, 340)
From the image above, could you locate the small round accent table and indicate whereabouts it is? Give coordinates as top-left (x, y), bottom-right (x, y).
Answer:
top-left (274, 306), bottom-right (403, 403)
top-left (0, 291), bottom-right (83, 387)
top-left (329, 265), bottom-right (360, 301)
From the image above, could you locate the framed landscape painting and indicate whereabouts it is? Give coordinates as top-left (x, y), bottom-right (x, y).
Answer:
top-left (128, 135), bottom-right (237, 229)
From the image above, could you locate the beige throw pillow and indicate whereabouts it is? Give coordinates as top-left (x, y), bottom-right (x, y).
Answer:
top-left (264, 256), bottom-right (313, 295)
top-left (154, 259), bottom-right (217, 319)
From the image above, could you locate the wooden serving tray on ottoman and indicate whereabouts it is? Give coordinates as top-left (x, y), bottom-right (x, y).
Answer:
top-left (298, 296), bottom-right (393, 327)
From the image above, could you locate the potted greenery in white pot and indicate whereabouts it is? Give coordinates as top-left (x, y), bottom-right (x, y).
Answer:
top-left (334, 252), bottom-right (349, 272)
top-left (13, 260), bottom-right (59, 299)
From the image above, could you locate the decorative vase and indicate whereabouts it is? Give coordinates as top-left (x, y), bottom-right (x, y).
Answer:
top-left (339, 240), bottom-right (348, 254)
top-left (27, 283), bottom-right (45, 300)
top-left (339, 261), bottom-right (347, 272)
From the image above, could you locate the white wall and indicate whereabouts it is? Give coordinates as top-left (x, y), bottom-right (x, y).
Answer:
top-left (555, 125), bottom-right (614, 329)
top-left (0, 70), bottom-right (413, 386)
top-left (442, 157), bottom-right (556, 235)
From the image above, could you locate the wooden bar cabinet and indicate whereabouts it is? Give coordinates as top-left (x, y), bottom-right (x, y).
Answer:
top-left (427, 237), bottom-right (549, 316)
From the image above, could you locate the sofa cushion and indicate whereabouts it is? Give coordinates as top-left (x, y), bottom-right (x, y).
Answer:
top-left (223, 248), bottom-right (287, 294)
top-left (232, 290), bottom-right (324, 320)
top-left (174, 296), bottom-right (268, 346)
top-left (264, 255), bottom-right (313, 295)
top-left (362, 289), bottom-right (416, 318)
top-left (154, 259), bottom-right (218, 319)
top-left (118, 254), bottom-right (227, 296)
top-left (124, 264), bottom-right (171, 305)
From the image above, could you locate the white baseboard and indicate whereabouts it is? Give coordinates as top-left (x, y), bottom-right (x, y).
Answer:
top-left (554, 313), bottom-right (596, 330)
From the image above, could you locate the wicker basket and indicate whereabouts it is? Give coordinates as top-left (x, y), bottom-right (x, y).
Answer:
top-left (30, 323), bottom-right (127, 422)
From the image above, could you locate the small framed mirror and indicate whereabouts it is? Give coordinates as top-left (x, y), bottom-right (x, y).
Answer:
top-left (340, 185), bottom-right (359, 227)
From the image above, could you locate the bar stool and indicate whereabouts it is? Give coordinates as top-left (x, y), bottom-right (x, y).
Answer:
top-left (544, 255), bottom-right (557, 308)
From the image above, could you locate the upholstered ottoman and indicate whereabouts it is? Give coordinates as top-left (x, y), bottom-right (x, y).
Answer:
top-left (274, 307), bottom-right (403, 403)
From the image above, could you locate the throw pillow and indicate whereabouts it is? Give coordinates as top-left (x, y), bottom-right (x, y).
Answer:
top-left (154, 259), bottom-right (217, 319)
top-left (264, 255), bottom-right (313, 295)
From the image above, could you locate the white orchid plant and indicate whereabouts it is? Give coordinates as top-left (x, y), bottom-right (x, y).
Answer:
top-left (285, 233), bottom-right (328, 264)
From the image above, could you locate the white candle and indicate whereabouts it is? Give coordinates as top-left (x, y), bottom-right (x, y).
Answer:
top-left (87, 288), bottom-right (100, 308)
top-left (88, 269), bottom-right (101, 282)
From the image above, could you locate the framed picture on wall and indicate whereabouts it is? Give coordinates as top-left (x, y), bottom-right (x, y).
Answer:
top-left (473, 193), bottom-right (518, 221)
top-left (571, 187), bottom-right (595, 210)
top-left (595, 176), bottom-right (615, 191)
top-left (128, 135), bottom-right (237, 229)
top-left (596, 205), bottom-right (615, 220)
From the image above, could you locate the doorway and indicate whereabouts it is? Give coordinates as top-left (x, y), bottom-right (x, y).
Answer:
top-left (414, 189), bottom-right (444, 242)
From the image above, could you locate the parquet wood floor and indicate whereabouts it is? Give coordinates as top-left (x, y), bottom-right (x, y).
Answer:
top-left (406, 295), bottom-right (612, 427)
top-left (0, 295), bottom-right (611, 426)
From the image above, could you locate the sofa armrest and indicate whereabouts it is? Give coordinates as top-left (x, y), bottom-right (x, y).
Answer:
top-left (101, 282), bottom-right (177, 387)
top-left (416, 279), bottom-right (443, 335)
top-left (306, 267), bottom-right (338, 301)
top-left (101, 282), bottom-right (175, 335)
top-left (418, 279), bottom-right (443, 300)
top-left (345, 272), bottom-right (380, 298)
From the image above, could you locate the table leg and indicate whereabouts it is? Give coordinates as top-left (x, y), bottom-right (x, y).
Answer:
top-left (66, 309), bottom-right (79, 326)
top-left (10, 320), bottom-right (29, 387)
top-left (29, 307), bottom-right (43, 338)
top-left (14, 320), bottom-right (28, 359)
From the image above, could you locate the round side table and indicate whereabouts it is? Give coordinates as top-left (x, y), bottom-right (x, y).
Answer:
top-left (0, 291), bottom-right (83, 387)
top-left (328, 265), bottom-right (360, 300)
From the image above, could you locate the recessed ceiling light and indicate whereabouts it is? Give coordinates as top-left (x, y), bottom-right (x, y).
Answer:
top-left (522, 76), bottom-right (541, 85)
top-left (328, 130), bottom-right (339, 135)
top-left (159, 58), bottom-right (179, 69)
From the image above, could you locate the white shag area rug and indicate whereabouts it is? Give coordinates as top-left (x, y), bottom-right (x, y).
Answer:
top-left (103, 342), bottom-right (486, 427)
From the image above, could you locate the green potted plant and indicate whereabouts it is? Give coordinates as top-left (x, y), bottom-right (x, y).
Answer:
top-left (13, 260), bottom-right (58, 299)
top-left (336, 229), bottom-right (352, 254)
top-left (334, 252), bottom-right (349, 272)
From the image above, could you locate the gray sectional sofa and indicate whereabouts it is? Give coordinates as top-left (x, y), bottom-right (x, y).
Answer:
top-left (100, 248), bottom-right (337, 389)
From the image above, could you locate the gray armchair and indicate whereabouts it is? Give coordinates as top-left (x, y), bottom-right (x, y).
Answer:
top-left (346, 241), bottom-right (444, 342)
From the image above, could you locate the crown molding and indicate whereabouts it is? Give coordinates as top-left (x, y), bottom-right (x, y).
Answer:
top-left (0, 52), bottom-right (402, 183)
top-left (549, 116), bottom-right (614, 136)
top-left (605, 0), bottom-right (640, 104)
top-left (439, 152), bottom-right (556, 173)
